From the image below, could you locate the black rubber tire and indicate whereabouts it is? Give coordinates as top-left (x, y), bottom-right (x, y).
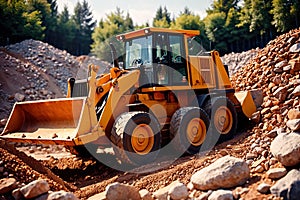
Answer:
top-left (202, 98), bottom-right (212, 117)
top-left (111, 111), bottom-right (161, 166)
top-left (210, 97), bottom-right (238, 141)
top-left (170, 107), bottom-right (210, 154)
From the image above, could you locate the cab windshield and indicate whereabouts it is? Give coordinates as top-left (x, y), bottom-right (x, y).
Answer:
top-left (125, 35), bottom-right (152, 69)
top-left (123, 32), bottom-right (188, 86)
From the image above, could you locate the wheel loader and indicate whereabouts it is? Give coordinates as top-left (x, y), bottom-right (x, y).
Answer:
top-left (0, 28), bottom-right (262, 166)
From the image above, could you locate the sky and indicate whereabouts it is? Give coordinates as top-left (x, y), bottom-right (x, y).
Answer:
top-left (56, 0), bottom-right (213, 26)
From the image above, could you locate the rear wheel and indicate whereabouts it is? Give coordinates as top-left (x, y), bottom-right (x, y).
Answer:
top-left (170, 107), bottom-right (210, 154)
top-left (111, 112), bottom-right (161, 166)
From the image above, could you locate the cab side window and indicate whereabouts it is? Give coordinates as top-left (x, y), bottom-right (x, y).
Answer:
top-left (169, 34), bottom-right (187, 84)
top-left (170, 35), bottom-right (184, 63)
top-left (154, 33), bottom-right (169, 85)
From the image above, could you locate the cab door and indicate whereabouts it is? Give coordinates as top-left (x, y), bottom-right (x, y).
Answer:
top-left (153, 33), bottom-right (188, 85)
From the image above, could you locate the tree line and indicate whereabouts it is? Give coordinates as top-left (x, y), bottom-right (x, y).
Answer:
top-left (1, 0), bottom-right (299, 58)
top-left (0, 0), bottom-right (95, 55)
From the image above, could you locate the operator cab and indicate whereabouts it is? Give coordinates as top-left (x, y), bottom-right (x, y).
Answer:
top-left (118, 28), bottom-right (194, 87)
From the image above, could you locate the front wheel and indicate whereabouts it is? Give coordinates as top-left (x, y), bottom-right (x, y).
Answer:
top-left (170, 107), bottom-right (210, 154)
top-left (111, 112), bottom-right (161, 166)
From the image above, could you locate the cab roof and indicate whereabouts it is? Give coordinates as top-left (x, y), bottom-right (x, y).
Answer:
top-left (116, 27), bottom-right (200, 41)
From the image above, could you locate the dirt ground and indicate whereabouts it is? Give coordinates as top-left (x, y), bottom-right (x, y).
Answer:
top-left (5, 124), bottom-right (279, 200)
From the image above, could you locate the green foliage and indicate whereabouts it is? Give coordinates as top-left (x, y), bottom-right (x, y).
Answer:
top-left (23, 11), bottom-right (45, 40)
top-left (153, 6), bottom-right (171, 28)
top-left (0, 0), bottom-right (45, 44)
top-left (271, 0), bottom-right (299, 32)
top-left (56, 6), bottom-right (76, 52)
top-left (204, 12), bottom-right (226, 43)
top-left (171, 9), bottom-right (210, 50)
top-left (153, 17), bottom-right (170, 28)
top-left (27, 0), bottom-right (52, 30)
top-left (249, 0), bottom-right (272, 34)
top-left (72, 0), bottom-right (96, 55)
top-left (180, 7), bottom-right (192, 15)
top-left (91, 7), bottom-right (133, 61)
top-left (0, 0), bottom-right (300, 56)
top-left (171, 13), bottom-right (201, 30)
top-left (45, 0), bottom-right (58, 44)
top-left (207, 0), bottom-right (239, 17)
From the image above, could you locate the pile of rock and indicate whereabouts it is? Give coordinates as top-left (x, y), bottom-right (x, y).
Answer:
top-left (88, 156), bottom-right (251, 200)
top-left (222, 48), bottom-right (260, 76)
top-left (1, 51), bottom-right (59, 99)
top-left (5, 40), bottom-right (110, 93)
top-left (0, 178), bottom-right (77, 200)
top-left (0, 39), bottom-right (109, 124)
top-left (231, 28), bottom-right (300, 132)
top-left (267, 109), bottom-right (300, 199)
top-left (6, 39), bottom-right (80, 93)
top-left (229, 28), bottom-right (300, 199)
top-left (0, 146), bottom-right (68, 199)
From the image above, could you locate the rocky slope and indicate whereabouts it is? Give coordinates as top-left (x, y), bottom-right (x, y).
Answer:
top-left (222, 48), bottom-right (260, 76)
top-left (0, 40), bottom-right (108, 121)
top-left (231, 28), bottom-right (300, 130)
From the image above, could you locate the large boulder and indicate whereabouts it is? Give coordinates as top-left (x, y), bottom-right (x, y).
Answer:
top-left (20, 179), bottom-right (50, 199)
top-left (191, 156), bottom-right (250, 190)
top-left (270, 169), bottom-right (300, 200)
top-left (47, 191), bottom-right (79, 200)
top-left (208, 189), bottom-right (233, 200)
top-left (0, 178), bottom-right (17, 194)
top-left (270, 132), bottom-right (300, 166)
top-left (168, 181), bottom-right (188, 200)
top-left (286, 119), bottom-right (300, 131)
top-left (153, 181), bottom-right (188, 200)
top-left (105, 182), bottom-right (141, 200)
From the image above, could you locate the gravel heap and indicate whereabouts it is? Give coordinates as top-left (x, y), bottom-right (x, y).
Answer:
top-left (222, 48), bottom-right (260, 76)
top-left (5, 39), bottom-right (80, 93)
top-left (0, 40), bottom-right (109, 121)
top-left (227, 27), bottom-right (300, 200)
top-left (231, 28), bottom-right (300, 130)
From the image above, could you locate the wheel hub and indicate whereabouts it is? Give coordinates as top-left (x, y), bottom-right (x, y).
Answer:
top-left (186, 118), bottom-right (206, 146)
top-left (138, 135), bottom-right (145, 143)
top-left (131, 124), bottom-right (154, 155)
top-left (214, 106), bottom-right (233, 134)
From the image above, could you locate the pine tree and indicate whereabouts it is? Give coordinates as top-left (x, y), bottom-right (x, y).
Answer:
top-left (57, 5), bottom-right (76, 52)
top-left (72, 0), bottom-right (96, 55)
top-left (45, 0), bottom-right (58, 45)
top-left (27, 0), bottom-right (52, 40)
top-left (153, 6), bottom-right (171, 28)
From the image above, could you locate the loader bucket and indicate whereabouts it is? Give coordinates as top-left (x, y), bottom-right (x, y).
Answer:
top-left (0, 97), bottom-right (98, 146)
top-left (235, 89), bottom-right (263, 118)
